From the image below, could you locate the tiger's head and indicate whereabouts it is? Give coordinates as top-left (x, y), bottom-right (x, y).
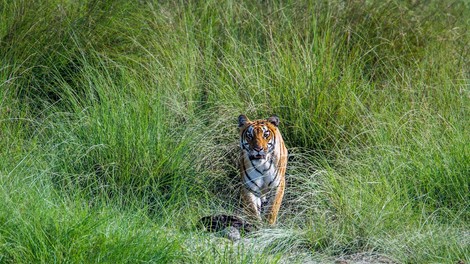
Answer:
top-left (238, 114), bottom-right (280, 160)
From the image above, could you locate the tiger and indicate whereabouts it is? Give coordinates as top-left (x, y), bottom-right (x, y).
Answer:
top-left (238, 114), bottom-right (288, 225)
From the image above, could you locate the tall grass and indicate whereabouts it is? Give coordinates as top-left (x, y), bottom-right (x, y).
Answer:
top-left (1, 0), bottom-right (469, 263)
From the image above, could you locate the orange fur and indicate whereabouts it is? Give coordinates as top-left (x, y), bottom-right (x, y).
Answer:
top-left (238, 115), bottom-right (288, 225)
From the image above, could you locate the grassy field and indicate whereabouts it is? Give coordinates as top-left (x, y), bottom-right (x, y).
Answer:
top-left (1, 0), bottom-right (469, 263)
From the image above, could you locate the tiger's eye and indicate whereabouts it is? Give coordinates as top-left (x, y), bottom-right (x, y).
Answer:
top-left (264, 131), bottom-right (270, 138)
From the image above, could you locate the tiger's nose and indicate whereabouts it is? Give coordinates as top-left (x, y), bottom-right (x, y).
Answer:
top-left (253, 146), bottom-right (262, 152)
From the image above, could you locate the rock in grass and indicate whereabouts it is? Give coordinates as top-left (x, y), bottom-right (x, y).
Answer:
top-left (220, 226), bottom-right (241, 241)
top-left (199, 214), bottom-right (255, 241)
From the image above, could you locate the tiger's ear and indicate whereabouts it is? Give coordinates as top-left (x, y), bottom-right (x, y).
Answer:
top-left (238, 115), bottom-right (249, 127)
top-left (267, 115), bottom-right (280, 127)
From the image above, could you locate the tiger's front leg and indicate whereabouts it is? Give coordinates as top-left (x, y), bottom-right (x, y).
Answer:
top-left (241, 189), bottom-right (262, 222)
top-left (265, 177), bottom-right (285, 225)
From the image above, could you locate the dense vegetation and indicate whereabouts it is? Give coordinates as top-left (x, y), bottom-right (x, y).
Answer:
top-left (1, 1), bottom-right (469, 263)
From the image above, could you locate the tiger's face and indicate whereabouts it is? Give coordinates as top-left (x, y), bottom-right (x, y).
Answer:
top-left (238, 115), bottom-right (280, 160)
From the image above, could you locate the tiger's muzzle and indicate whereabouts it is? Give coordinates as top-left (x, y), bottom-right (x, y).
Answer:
top-left (249, 148), bottom-right (267, 160)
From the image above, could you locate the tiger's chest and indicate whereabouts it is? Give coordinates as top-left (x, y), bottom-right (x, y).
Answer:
top-left (242, 157), bottom-right (280, 196)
